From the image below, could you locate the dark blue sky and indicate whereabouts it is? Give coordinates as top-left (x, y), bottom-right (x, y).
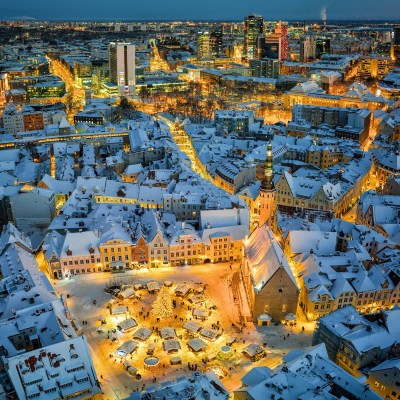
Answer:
top-left (1, 0), bottom-right (399, 21)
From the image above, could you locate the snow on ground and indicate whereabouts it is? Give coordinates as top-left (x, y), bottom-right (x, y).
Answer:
top-left (52, 263), bottom-right (315, 399)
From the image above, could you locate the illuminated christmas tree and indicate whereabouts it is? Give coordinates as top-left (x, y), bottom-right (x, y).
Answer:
top-left (151, 287), bottom-right (174, 319)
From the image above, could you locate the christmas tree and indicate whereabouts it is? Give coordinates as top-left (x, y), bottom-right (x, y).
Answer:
top-left (151, 287), bottom-right (174, 319)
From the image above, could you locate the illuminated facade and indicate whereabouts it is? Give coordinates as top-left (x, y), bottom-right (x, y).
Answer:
top-left (356, 56), bottom-right (394, 80)
top-left (109, 42), bottom-right (136, 96)
top-left (392, 26), bottom-right (400, 61)
top-left (147, 229), bottom-right (169, 268)
top-left (202, 226), bottom-right (247, 264)
top-left (168, 227), bottom-right (204, 266)
top-left (243, 15), bottom-right (264, 61)
top-left (27, 81), bottom-right (66, 98)
top-left (99, 238), bottom-right (132, 271)
top-left (197, 32), bottom-right (212, 60)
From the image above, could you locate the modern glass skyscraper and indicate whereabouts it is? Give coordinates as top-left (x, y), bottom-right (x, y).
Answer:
top-left (210, 25), bottom-right (223, 57)
top-left (392, 26), bottom-right (400, 62)
top-left (197, 32), bottom-right (212, 60)
top-left (244, 14), bottom-right (264, 61)
top-left (109, 42), bottom-right (136, 95)
top-left (300, 35), bottom-right (317, 62)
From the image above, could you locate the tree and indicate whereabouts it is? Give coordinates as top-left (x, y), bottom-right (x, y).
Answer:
top-left (118, 96), bottom-right (136, 120)
top-left (151, 287), bottom-right (174, 319)
top-left (119, 96), bottom-right (131, 110)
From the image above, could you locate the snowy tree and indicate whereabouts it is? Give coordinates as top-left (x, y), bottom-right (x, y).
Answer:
top-left (151, 287), bottom-right (174, 319)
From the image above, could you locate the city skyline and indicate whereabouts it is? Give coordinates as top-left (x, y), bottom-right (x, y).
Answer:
top-left (1, 0), bottom-right (400, 21)
top-left (1, 4), bottom-right (400, 399)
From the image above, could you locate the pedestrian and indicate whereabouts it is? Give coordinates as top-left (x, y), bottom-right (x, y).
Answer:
top-left (302, 326), bottom-right (305, 332)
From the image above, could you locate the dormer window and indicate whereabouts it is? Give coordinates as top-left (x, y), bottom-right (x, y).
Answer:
top-left (66, 249), bottom-right (72, 256)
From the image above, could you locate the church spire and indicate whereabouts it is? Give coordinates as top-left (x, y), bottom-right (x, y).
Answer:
top-left (261, 142), bottom-right (274, 191)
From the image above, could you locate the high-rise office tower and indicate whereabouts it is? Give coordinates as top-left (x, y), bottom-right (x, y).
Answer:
top-left (392, 26), bottom-right (400, 62)
top-left (257, 21), bottom-right (288, 61)
top-left (316, 37), bottom-right (331, 58)
top-left (197, 32), bottom-right (212, 60)
top-left (244, 14), bottom-right (264, 61)
top-left (257, 35), bottom-right (280, 60)
top-left (109, 42), bottom-right (136, 95)
top-left (210, 25), bottom-right (223, 57)
top-left (300, 35), bottom-right (317, 62)
top-left (274, 21), bottom-right (288, 60)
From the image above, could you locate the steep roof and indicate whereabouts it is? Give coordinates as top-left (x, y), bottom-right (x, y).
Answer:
top-left (246, 224), bottom-right (298, 291)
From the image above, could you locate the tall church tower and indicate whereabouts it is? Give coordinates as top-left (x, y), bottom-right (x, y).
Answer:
top-left (258, 142), bottom-right (277, 230)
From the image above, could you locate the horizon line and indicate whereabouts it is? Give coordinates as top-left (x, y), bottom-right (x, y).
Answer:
top-left (2, 18), bottom-right (400, 23)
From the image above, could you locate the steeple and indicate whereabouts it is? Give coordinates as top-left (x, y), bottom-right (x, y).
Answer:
top-left (261, 142), bottom-right (274, 191)
top-left (258, 141), bottom-right (277, 232)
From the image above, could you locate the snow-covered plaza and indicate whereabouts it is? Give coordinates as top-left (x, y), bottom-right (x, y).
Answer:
top-left (52, 263), bottom-right (315, 399)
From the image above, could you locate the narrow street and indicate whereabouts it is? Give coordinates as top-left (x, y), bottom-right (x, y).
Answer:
top-left (48, 58), bottom-right (86, 119)
top-left (157, 114), bottom-right (213, 181)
